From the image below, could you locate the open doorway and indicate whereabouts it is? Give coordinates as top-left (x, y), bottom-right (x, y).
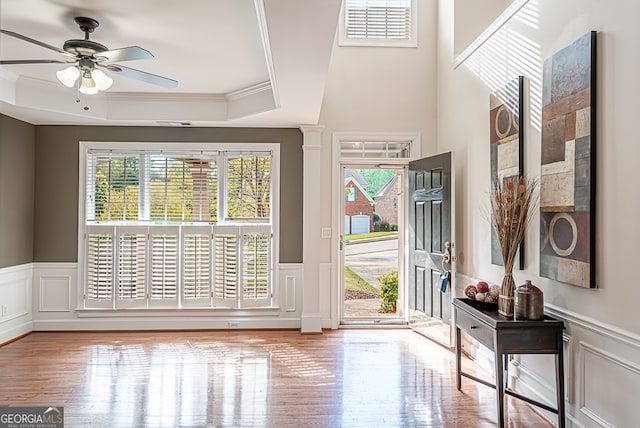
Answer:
top-left (341, 166), bottom-right (405, 324)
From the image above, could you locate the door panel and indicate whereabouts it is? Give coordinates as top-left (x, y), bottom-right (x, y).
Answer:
top-left (408, 152), bottom-right (454, 346)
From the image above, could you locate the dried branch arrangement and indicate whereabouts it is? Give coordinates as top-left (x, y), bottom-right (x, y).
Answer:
top-left (490, 175), bottom-right (538, 315)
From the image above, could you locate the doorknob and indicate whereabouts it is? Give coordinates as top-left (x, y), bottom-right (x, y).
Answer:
top-left (441, 241), bottom-right (455, 271)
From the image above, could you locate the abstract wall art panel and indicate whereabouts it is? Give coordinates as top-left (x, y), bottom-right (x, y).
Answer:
top-left (540, 31), bottom-right (596, 288)
top-left (490, 76), bottom-right (524, 268)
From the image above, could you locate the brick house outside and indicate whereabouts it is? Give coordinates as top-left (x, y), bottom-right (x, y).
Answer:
top-left (374, 174), bottom-right (398, 228)
top-left (345, 176), bottom-right (374, 233)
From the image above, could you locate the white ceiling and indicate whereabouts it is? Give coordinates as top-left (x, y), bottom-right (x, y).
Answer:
top-left (0, 0), bottom-right (342, 127)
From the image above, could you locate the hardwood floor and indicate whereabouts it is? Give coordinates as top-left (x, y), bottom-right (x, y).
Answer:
top-left (0, 329), bottom-right (555, 427)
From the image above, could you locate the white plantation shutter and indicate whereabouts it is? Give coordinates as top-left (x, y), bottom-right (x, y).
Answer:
top-left (117, 227), bottom-right (147, 308)
top-left (149, 227), bottom-right (179, 307)
top-left (241, 229), bottom-right (271, 307)
top-left (182, 227), bottom-right (213, 307)
top-left (341, 0), bottom-right (416, 46)
top-left (85, 226), bottom-right (115, 308)
top-left (214, 228), bottom-right (239, 307)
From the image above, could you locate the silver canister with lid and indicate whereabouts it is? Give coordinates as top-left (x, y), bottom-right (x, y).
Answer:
top-left (514, 280), bottom-right (544, 320)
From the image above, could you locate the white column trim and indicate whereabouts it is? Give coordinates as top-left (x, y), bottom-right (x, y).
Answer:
top-left (300, 125), bottom-right (324, 333)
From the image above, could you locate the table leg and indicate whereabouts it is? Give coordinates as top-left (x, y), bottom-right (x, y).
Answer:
top-left (495, 351), bottom-right (505, 428)
top-left (456, 326), bottom-right (462, 390)
top-left (556, 351), bottom-right (566, 428)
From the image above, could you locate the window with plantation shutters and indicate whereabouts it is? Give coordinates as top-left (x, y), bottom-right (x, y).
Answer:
top-left (81, 143), bottom-right (277, 311)
top-left (340, 0), bottom-right (417, 47)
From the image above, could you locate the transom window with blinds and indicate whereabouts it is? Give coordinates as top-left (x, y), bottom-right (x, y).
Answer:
top-left (79, 143), bottom-right (278, 310)
top-left (339, 0), bottom-right (417, 47)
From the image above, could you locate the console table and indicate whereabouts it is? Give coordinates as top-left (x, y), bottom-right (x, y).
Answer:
top-left (453, 298), bottom-right (565, 428)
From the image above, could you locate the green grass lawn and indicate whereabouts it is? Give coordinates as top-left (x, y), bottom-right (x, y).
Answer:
top-left (345, 231), bottom-right (397, 242)
top-left (344, 266), bottom-right (379, 295)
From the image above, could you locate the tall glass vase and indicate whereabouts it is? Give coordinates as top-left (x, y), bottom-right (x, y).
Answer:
top-left (498, 271), bottom-right (515, 317)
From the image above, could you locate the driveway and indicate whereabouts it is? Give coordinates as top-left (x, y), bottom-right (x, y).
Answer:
top-left (345, 239), bottom-right (398, 288)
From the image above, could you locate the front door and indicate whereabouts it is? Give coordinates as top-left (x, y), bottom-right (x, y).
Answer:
top-left (408, 152), bottom-right (455, 347)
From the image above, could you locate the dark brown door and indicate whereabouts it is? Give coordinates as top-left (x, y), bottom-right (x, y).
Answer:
top-left (408, 152), bottom-right (453, 328)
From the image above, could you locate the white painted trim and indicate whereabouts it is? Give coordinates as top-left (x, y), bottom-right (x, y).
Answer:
top-left (33, 318), bottom-right (302, 331)
top-left (253, 0), bottom-right (280, 109)
top-left (545, 303), bottom-right (640, 350)
top-left (226, 81), bottom-right (272, 101)
top-left (331, 131), bottom-right (421, 328)
top-left (0, 321), bottom-right (32, 345)
top-left (0, 263), bottom-right (33, 275)
top-left (301, 313), bottom-right (323, 333)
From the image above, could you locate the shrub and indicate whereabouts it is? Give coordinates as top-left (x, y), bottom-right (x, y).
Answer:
top-left (377, 270), bottom-right (398, 313)
top-left (379, 221), bottom-right (390, 232)
top-left (390, 224), bottom-right (398, 232)
top-left (373, 212), bottom-right (381, 222)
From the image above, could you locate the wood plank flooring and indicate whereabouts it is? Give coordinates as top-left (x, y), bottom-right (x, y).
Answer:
top-left (0, 329), bottom-right (556, 427)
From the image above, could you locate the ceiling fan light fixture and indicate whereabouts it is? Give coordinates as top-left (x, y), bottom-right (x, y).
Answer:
top-left (56, 65), bottom-right (80, 87)
top-left (79, 71), bottom-right (98, 95)
top-left (91, 68), bottom-right (113, 91)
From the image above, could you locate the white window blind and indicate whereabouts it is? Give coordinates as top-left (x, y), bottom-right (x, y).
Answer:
top-left (86, 150), bottom-right (218, 224)
top-left (148, 153), bottom-right (217, 223)
top-left (87, 152), bottom-right (140, 222)
top-left (341, 0), bottom-right (416, 46)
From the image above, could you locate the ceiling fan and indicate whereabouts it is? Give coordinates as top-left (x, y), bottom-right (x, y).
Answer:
top-left (0, 16), bottom-right (178, 94)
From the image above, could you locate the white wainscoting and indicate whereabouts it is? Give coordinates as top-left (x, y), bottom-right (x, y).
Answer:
top-left (0, 263), bottom-right (33, 344)
top-left (30, 262), bottom-right (304, 332)
top-left (455, 272), bottom-right (640, 428)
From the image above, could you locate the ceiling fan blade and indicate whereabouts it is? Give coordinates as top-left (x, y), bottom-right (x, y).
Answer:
top-left (0, 29), bottom-right (76, 59)
top-left (100, 63), bottom-right (178, 89)
top-left (0, 59), bottom-right (76, 65)
top-left (97, 46), bottom-right (154, 63)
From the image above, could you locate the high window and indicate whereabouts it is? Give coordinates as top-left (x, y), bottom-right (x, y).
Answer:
top-left (80, 143), bottom-right (278, 310)
top-left (339, 0), bottom-right (417, 47)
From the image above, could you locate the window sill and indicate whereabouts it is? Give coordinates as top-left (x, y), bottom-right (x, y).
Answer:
top-left (75, 307), bottom-right (282, 318)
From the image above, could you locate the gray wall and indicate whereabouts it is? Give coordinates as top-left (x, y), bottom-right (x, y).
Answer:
top-left (0, 115), bottom-right (35, 268)
top-left (34, 125), bottom-right (303, 263)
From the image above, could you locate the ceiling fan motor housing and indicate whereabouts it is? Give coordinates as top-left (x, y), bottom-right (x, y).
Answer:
top-left (63, 39), bottom-right (108, 57)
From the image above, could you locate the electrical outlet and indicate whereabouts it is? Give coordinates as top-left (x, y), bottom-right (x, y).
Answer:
top-left (228, 321), bottom-right (240, 328)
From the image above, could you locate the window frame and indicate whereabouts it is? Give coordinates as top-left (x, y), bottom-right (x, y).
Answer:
top-left (338, 0), bottom-right (418, 48)
top-left (77, 141), bottom-right (280, 311)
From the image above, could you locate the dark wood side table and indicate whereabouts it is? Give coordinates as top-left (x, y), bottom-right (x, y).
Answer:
top-left (453, 298), bottom-right (565, 428)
